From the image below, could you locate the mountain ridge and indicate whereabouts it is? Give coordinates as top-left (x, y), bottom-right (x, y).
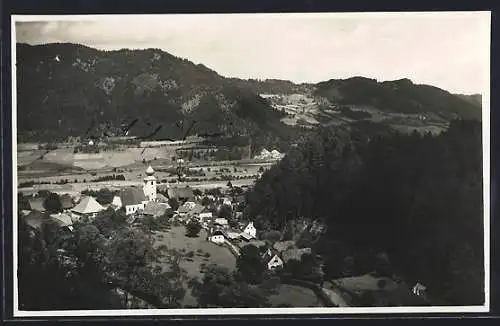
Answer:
top-left (16, 42), bottom-right (482, 143)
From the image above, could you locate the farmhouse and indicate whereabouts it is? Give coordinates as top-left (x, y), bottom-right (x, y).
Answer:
top-left (49, 212), bottom-right (74, 231)
top-left (71, 196), bottom-right (104, 219)
top-left (198, 207), bottom-right (213, 221)
top-left (214, 218), bottom-right (229, 228)
top-left (266, 254), bottom-right (284, 270)
top-left (28, 197), bottom-right (45, 212)
top-left (209, 230), bottom-right (226, 244)
top-left (242, 221), bottom-right (257, 238)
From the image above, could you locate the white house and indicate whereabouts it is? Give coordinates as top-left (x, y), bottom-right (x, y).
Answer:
top-left (71, 196), bottom-right (104, 220)
top-left (222, 198), bottom-right (232, 206)
top-left (199, 207), bottom-right (213, 221)
top-left (111, 195), bottom-right (122, 210)
top-left (267, 254), bottom-right (284, 270)
top-left (242, 221), bottom-right (257, 238)
top-left (209, 230), bottom-right (226, 244)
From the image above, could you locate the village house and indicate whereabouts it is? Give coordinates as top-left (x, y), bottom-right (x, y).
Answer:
top-left (27, 197), bottom-right (45, 212)
top-left (71, 196), bottom-right (105, 220)
top-left (242, 221), bottom-right (257, 238)
top-left (198, 207), bottom-right (213, 221)
top-left (267, 254), bottom-right (284, 270)
top-left (209, 229), bottom-right (226, 244)
top-left (214, 217), bottom-right (229, 228)
top-left (49, 212), bottom-right (74, 231)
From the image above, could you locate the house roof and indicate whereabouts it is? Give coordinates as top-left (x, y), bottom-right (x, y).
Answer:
top-left (225, 231), bottom-right (240, 240)
top-left (71, 196), bottom-right (104, 215)
top-left (281, 247), bottom-right (312, 263)
top-left (240, 232), bottom-right (255, 240)
top-left (59, 194), bottom-right (74, 209)
top-left (167, 187), bottom-right (194, 200)
top-left (112, 195), bottom-right (122, 207)
top-left (28, 197), bottom-right (45, 212)
top-left (120, 187), bottom-right (146, 206)
top-left (23, 211), bottom-right (46, 230)
top-left (177, 205), bottom-right (191, 214)
top-left (143, 202), bottom-right (170, 217)
top-left (156, 192), bottom-right (169, 203)
top-left (49, 212), bottom-right (73, 228)
top-left (273, 241), bottom-right (296, 252)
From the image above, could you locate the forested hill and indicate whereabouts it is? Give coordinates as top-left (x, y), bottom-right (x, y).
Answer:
top-left (314, 77), bottom-right (482, 120)
top-left (245, 120), bottom-right (483, 305)
top-left (17, 43), bottom-right (481, 143)
top-left (16, 43), bottom-right (292, 143)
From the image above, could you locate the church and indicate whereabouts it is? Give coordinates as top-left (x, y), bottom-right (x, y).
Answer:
top-left (111, 165), bottom-right (169, 216)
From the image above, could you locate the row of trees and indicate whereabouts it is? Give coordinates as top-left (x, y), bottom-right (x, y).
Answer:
top-left (245, 119), bottom-right (484, 305)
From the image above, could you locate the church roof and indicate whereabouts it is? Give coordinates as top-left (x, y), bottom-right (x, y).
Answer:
top-left (120, 187), bottom-right (146, 206)
top-left (146, 165), bottom-right (155, 175)
top-left (143, 202), bottom-right (170, 217)
top-left (71, 196), bottom-right (104, 215)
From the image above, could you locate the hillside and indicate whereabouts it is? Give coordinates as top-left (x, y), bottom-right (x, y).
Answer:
top-left (245, 119), bottom-right (483, 305)
top-left (16, 43), bottom-right (293, 144)
top-left (16, 43), bottom-right (482, 144)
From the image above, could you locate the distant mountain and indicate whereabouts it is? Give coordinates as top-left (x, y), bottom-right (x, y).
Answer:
top-left (314, 77), bottom-right (482, 120)
top-left (16, 43), bottom-right (482, 143)
top-left (16, 43), bottom-right (292, 143)
top-left (455, 93), bottom-right (482, 107)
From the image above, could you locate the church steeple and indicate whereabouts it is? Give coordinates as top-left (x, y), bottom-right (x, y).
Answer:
top-left (143, 165), bottom-right (157, 202)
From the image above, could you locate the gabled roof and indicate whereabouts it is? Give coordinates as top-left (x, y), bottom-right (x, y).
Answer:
top-left (49, 212), bottom-right (73, 228)
top-left (59, 194), bottom-right (74, 209)
top-left (120, 187), bottom-right (146, 206)
top-left (71, 196), bottom-right (104, 215)
top-left (111, 195), bottom-right (122, 207)
top-left (23, 211), bottom-right (46, 230)
top-left (143, 202), bottom-right (170, 217)
top-left (28, 197), bottom-right (45, 212)
top-left (240, 232), bottom-right (255, 240)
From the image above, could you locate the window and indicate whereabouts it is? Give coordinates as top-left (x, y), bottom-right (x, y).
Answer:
top-left (151, 181), bottom-right (154, 185)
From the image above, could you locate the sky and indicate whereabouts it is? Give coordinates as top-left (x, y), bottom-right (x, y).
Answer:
top-left (14, 12), bottom-right (491, 94)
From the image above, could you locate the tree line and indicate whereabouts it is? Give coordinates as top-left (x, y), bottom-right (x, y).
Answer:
top-left (245, 119), bottom-right (484, 305)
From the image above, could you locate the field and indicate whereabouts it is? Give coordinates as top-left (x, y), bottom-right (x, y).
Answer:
top-left (152, 225), bottom-right (237, 307)
top-left (268, 284), bottom-right (323, 307)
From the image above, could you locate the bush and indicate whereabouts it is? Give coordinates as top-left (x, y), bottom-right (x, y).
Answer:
top-left (204, 253), bottom-right (211, 258)
top-left (186, 251), bottom-right (195, 258)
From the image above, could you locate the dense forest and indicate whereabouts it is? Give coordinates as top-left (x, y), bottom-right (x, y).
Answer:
top-left (245, 119), bottom-right (484, 305)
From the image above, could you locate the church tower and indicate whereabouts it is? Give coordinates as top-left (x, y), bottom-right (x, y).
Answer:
top-left (143, 165), bottom-right (157, 202)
